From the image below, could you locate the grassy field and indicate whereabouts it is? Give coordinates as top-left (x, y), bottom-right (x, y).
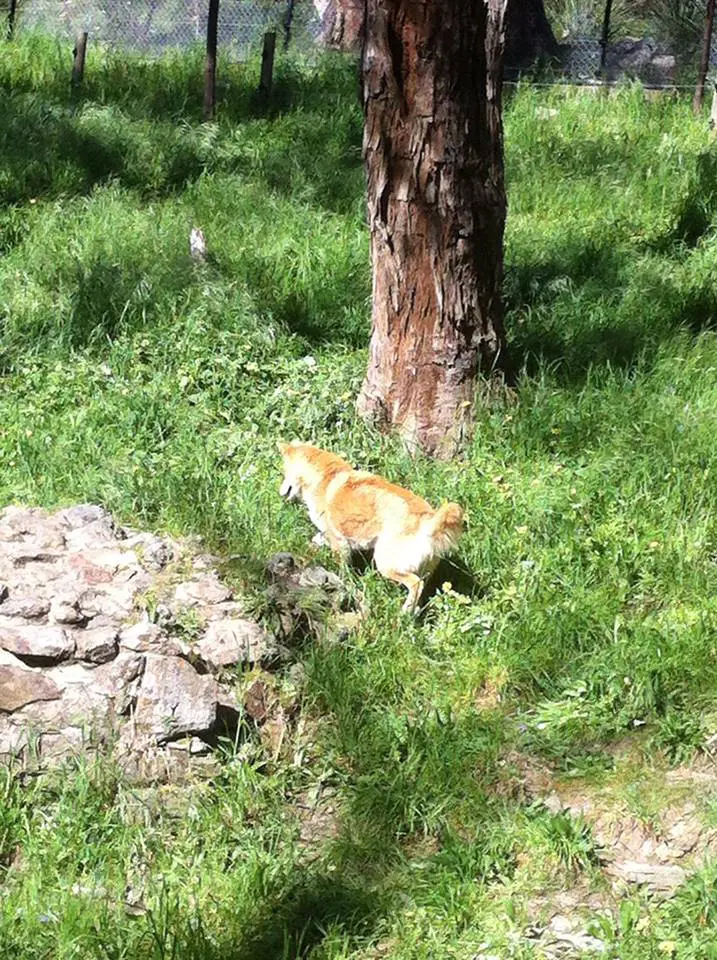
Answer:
top-left (2, 34), bottom-right (717, 959)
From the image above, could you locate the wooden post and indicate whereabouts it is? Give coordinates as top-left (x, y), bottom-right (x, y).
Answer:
top-left (259, 30), bottom-right (276, 99)
top-left (7, 0), bottom-right (18, 41)
top-left (710, 81), bottom-right (717, 129)
top-left (694, 0), bottom-right (716, 114)
top-left (283, 0), bottom-right (296, 51)
top-left (203, 0), bottom-right (220, 120)
top-left (71, 32), bottom-right (88, 87)
top-left (599, 0), bottom-right (613, 76)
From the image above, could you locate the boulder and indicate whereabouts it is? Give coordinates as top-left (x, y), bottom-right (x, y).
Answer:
top-left (0, 622), bottom-right (75, 664)
top-left (0, 596), bottom-right (50, 619)
top-left (195, 618), bottom-right (276, 669)
top-left (0, 654), bottom-right (62, 712)
top-left (75, 626), bottom-right (119, 664)
top-left (174, 577), bottom-right (232, 607)
top-left (133, 656), bottom-right (218, 742)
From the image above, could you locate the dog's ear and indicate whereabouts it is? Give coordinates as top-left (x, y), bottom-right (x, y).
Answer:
top-left (277, 441), bottom-right (290, 456)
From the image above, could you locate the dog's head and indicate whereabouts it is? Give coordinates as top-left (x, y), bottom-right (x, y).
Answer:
top-left (277, 440), bottom-right (305, 501)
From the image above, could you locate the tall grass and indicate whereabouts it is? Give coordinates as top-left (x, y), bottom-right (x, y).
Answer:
top-left (2, 35), bottom-right (717, 958)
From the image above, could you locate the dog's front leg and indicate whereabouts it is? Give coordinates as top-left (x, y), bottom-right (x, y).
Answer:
top-left (311, 531), bottom-right (328, 547)
top-left (401, 575), bottom-right (424, 615)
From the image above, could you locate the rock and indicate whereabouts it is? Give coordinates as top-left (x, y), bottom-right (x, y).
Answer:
top-left (17, 665), bottom-right (115, 734)
top-left (39, 726), bottom-right (85, 763)
top-left (119, 621), bottom-right (181, 657)
top-left (58, 504), bottom-right (112, 529)
top-left (546, 931), bottom-right (607, 954)
top-left (0, 657), bottom-right (62, 712)
top-left (75, 626), bottom-right (119, 665)
top-left (664, 811), bottom-right (706, 857)
top-left (174, 578), bottom-right (232, 607)
top-left (96, 652), bottom-right (145, 714)
top-left (68, 554), bottom-right (116, 585)
top-left (296, 565), bottom-right (345, 594)
top-left (260, 710), bottom-right (288, 760)
top-left (116, 739), bottom-right (220, 785)
top-left (0, 507), bottom-right (65, 548)
top-left (191, 554), bottom-right (221, 572)
top-left (266, 553), bottom-right (297, 580)
top-left (78, 583), bottom-right (139, 621)
top-left (195, 618), bottom-right (276, 669)
top-left (204, 600), bottom-right (246, 620)
top-left (50, 597), bottom-right (84, 624)
top-left (0, 584), bottom-right (8, 602)
top-left (0, 596), bottom-right (50, 619)
top-left (548, 915), bottom-right (577, 935)
top-left (0, 719), bottom-right (28, 758)
top-left (64, 519), bottom-right (118, 552)
top-left (10, 546), bottom-right (64, 566)
top-left (133, 656), bottom-right (218, 743)
top-left (142, 537), bottom-right (173, 571)
top-left (608, 860), bottom-right (686, 894)
top-left (543, 791), bottom-right (564, 815)
top-left (244, 678), bottom-right (270, 722)
top-left (0, 622), bottom-right (75, 664)
top-left (74, 548), bottom-right (138, 575)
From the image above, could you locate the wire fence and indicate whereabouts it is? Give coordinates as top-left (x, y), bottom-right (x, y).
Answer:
top-left (5, 0), bottom-right (717, 89)
top-left (9, 0), bottom-right (321, 60)
top-left (532, 34), bottom-right (716, 89)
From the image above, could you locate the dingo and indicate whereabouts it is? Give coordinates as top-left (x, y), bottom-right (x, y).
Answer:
top-left (277, 441), bottom-right (464, 613)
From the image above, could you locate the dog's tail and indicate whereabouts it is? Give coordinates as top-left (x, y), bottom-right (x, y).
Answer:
top-left (425, 502), bottom-right (464, 554)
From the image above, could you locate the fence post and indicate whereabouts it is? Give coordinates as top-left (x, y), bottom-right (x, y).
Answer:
top-left (694, 0), bottom-right (716, 114)
top-left (599, 0), bottom-right (613, 77)
top-left (7, 0), bottom-right (18, 40)
top-left (203, 0), bottom-right (220, 120)
top-left (283, 0), bottom-right (296, 51)
top-left (259, 30), bottom-right (276, 99)
top-left (71, 32), bottom-right (88, 87)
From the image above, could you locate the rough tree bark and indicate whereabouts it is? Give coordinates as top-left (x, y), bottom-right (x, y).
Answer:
top-left (314, 0), bottom-right (364, 51)
top-left (316, 0), bottom-right (558, 66)
top-left (357, 0), bottom-right (509, 459)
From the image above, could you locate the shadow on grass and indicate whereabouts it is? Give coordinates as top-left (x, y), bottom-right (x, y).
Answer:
top-left (506, 231), bottom-right (717, 383)
top-left (234, 874), bottom-right (381, 960)
top-left (0, 93), bottom-right (204, 206)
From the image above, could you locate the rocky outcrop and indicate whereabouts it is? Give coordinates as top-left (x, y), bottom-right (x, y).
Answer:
top-left (0, 505), bottom-right (355, 784)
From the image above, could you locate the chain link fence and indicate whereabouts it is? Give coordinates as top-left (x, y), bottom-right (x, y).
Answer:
top-left (539, 2), bottom-right (717, 89)
top-left (5, 0), bottom-right (717, 89)
top-left (9, 0), bottom-right (321, 59)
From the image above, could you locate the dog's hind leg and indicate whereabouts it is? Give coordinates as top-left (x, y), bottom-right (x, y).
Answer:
top-left (379, 568), bottom-right (424, 614)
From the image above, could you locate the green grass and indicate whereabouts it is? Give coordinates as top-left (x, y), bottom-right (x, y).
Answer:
top-left (3, 33), bottom-right (717, 959)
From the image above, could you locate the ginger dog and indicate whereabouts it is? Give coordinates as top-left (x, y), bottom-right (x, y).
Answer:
top-left (277, 441), bottom-right (464, 613)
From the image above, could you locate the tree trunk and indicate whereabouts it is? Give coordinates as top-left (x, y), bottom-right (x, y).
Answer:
top-left (316, 0), bottom-right (558, 66)
top-left (316, 0), bottom-right (364, 51)
top-left (203, 0), bottom-right (220, 121)
top-left (504, 0), bottom-right (559, 70)
top-left (693, 0), bottom-right (716, 114)
top-left (358, 0), bottom-right (508, 459)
